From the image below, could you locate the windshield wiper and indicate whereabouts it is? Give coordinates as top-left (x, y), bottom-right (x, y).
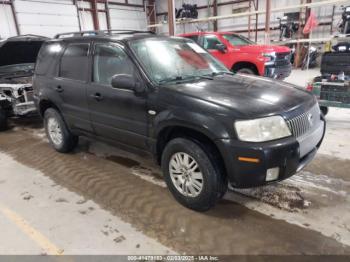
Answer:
top-left (196, 75), bottom-right (213, 80)
top-left (210, 71), bottom-right (234, 77)
top-left (158, 76), bottom-right (185, 84)
top-left (159, 74), bottom-right (214, 84)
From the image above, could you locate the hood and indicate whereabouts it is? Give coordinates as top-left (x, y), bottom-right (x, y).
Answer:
top-left (0, 35), bottom-right (48, 68)
top-left (232, 44), bottom-right (290, 54)
top-left (162, 74), bottom-right (315, 118)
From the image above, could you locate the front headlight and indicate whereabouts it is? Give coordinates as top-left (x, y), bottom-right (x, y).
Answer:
top-left (262, 52), bottom-right (275, 63)
top-left (234, 115), bottom-right (291, 142)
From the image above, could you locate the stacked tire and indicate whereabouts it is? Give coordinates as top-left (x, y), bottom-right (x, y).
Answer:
top-left (321, 52), bottom-right (350, 75)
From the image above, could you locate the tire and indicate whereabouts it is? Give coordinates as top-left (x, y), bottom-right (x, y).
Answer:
top-left (0, 108), bottom-right (7, 131)
top-left (161, 138), bottom-right (227, 212)
top-left (236, 68), bottom-right (256, 75)
top-left (321, 52), bottom-right (350, 75)
top-left (320, 106), bottom-right (329, 116)
top-left (44, 108), bottom-right (78, 153)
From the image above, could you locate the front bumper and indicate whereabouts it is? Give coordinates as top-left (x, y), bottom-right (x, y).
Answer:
top-left (216, 118), bottom-right (325, 188)
top-left (13, 101), bottom-right (37, 116)
top-left (264, 63), bottom-right (292, 80)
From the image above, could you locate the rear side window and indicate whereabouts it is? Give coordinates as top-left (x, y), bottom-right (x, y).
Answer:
top-left (60, 43), bottom-right (89, 81)
top-left (35, 42), bottom-right (63, 75)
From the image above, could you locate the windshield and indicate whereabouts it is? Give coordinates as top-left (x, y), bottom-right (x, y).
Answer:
top-left (0, 63), bottom-right (34, 75)
top-left (130, 38), bottom-right (230, 84)
top-left (222, 34), bottom-right (254, 46)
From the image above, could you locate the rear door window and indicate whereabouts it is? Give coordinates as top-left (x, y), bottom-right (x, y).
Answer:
top-left (59, 43), bottom-right (89, 81)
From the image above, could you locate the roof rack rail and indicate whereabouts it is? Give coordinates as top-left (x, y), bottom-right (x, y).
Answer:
top-left (7, 34), bottom-right (50, 40)
top-left (54, 30), bottom-right (155, 39)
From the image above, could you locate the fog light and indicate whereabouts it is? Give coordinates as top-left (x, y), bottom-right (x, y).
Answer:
top-left (266, 167), bottom-right (280, 181)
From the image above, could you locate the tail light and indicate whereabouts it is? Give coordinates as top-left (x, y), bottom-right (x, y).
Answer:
top-left (306, 83), bottom-right (313, 92)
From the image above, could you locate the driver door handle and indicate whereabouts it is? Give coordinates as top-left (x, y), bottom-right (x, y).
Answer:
top-left (55, 86), bottom-right (64, 93)
top-left (91, 93), bottom-right (103, 101)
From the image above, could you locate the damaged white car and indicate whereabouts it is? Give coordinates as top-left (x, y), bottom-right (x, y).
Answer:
top-left (0, 35), bottom-right (48, 130)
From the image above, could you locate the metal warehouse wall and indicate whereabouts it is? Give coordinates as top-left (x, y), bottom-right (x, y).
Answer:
top-left (0, 0), bottom-right (147, 39)
top-left (109, 4), bottom-right (147, 30)
top-left (155, 0), bottom-right (344, 43)
top-left (0, 2), bottom-right (18, 38)
top-left (16, 0), bottom-right (79, 37)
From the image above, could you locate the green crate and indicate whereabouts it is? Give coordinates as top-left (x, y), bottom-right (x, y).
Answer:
top-left (312, 81), bottom-right (350, 109)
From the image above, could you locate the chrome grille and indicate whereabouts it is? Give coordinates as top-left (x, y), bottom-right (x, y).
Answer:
top-left (286, 104), bottom-right (320, 138)
top-left (276, 52), bottom-right (290, 59)
top-left (275, 52), bottom-right (291, 66)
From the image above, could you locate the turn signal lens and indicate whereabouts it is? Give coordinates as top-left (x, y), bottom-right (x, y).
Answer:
top-left (306, 84), bottom-right (313, 92)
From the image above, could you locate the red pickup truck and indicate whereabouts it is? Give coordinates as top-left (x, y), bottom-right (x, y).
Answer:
top-left (179, 31), bottom-right (292, 80)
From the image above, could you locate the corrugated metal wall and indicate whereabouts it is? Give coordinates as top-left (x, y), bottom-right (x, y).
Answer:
top-left (109, 5), bottom-right (147, 30)
top-left (15, 0), bottom-right (79, 37)
top-left (0, 2), bottom-right (17, 38)
top-left (0, 0), bottom-right (147, 39)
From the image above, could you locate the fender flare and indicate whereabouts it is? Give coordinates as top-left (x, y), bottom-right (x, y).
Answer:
top-left (152, 109), bottom-right (230, 141)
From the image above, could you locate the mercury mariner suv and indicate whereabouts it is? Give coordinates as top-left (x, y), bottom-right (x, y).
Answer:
top-left (33, 30), bottom-right (325, 211)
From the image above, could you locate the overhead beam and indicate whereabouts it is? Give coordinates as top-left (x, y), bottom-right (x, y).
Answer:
top-left (78, 7), bottom-right (106, 12)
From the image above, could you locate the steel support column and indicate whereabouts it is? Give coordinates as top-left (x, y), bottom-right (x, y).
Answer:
top-left (255, 0), bottom-right (259, 42)
top-left (105, 0), bottom-right (111, 30)
top-left (10, 0), bottom-right (20, 35)
top-left (264, 0), bottom-right (271, 44)
top-left (146, 0), bottom-right (156, 32)
top-left (213, 0), bottom-right (218, 31)
top-left (167, 0), bottom-right (175, 36)
top-left (73, 0), bottom-right (82, 31)
top-left (304, 0), bottom-right (312, 39)
top-left (91, 0), bottom-right (100, 30)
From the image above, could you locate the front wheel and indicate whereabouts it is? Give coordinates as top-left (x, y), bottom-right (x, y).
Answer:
top-left (44, 108), bottom-right (78, 153)
top-left (161, 138), bottom-right (227, 212)
top-left (0, 108), bottom-right (7, 131)
top-left (236, 68), bottom-right (256, 75)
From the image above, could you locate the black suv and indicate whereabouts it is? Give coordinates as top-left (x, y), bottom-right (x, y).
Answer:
top-left (33, 30), bottom-right (325, 211)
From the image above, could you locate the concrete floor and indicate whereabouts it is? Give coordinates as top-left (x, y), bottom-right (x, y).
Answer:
top-left (0, 152), bottom-right (173, 255)
top-left (0, 68), bottom-right (349, 255)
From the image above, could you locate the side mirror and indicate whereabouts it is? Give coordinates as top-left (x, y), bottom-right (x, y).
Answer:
top-left (111, 74), bottom-right (144, 93)
top-left (215, 43), bottom-right (227, 53)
